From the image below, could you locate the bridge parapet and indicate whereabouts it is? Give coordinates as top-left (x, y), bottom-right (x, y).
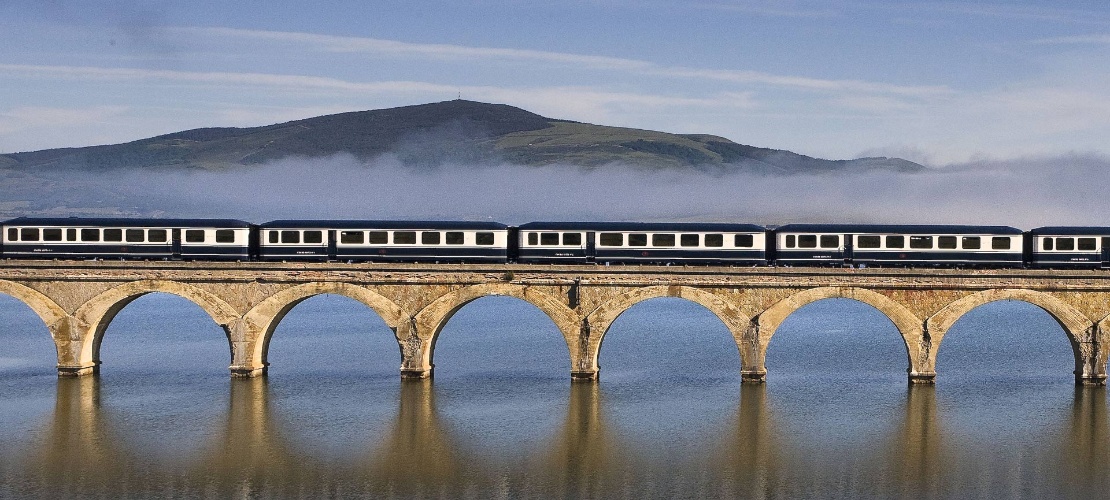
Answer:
top-left (2, 261), bottom-right (1109, 385)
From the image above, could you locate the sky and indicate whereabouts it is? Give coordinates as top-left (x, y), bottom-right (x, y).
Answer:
top-left (3, 0), bottom-right (1110, 165)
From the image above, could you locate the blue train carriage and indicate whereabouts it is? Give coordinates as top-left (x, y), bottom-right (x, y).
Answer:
top-left (516, 222), bottom-right (767, 264)
top-left (0, 217), bottom-right (254, 260)
top-left (1026, 227), bottom-right (1110, 268)
top-left (258, 220), bottom-right (510, 262)
top-left (774, 224), bottom-right (1024, 267)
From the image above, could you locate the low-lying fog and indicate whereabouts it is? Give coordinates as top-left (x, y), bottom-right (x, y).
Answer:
top-left (4, 152), bottom-right (1107, 228)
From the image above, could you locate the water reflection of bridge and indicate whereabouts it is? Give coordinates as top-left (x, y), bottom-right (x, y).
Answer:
top-left (8, 376), bottom-right (1110, 496)
top-left (5, 261), bottom-right (1110, 384)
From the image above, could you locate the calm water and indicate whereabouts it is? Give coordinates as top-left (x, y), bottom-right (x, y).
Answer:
top-left (1, 292), bottom-right (1107, 498)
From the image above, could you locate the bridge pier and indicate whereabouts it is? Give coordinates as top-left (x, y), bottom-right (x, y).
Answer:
top-left (1074, 347), bottom-right (1107, 386)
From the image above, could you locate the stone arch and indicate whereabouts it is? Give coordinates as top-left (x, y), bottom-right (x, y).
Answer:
top-left (755, 287), bottom-right (927, 380)
top-left (0, 279), bottom-right (70, 365)
top-left (243, 282), bottom-right (409, 372)
top-left (410, 283), bottom-right (578, 375)
top-left (0, 279), bottom-right (68, 328)
top-left (72, 280), bottom-right (241, 371)
top-left (928, 288), bottom-right (1096, 383)
top-left (581, 285), bottom-right (751, 376)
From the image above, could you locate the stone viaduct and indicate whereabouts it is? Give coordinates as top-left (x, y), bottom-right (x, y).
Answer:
top-left (2, 260), bottom-right (1110, 385)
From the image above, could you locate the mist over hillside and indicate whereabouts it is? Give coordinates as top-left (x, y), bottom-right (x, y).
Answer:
top-left (1, 100), bottom-right (1102, 228)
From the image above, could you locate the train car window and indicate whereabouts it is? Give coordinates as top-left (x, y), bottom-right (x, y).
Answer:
top-left (857, 235), bottom-right (881, 248)
top-left (819, 235), bottom-right (838, 248)
top-left (1042, 238), bottom-right (1053, 251)
top-left (1056, 237), bottom-right (1074, 251)
top-left (885, 235), bottom-right (904, 248)
top-left (126, 229), bottom-right (145, 243)
top-left (280, 231), bottom-right (300, 244)
top-left (446, 232), bottom-right (465, 245)
top-left (653, 234), bottom-right (675, 247)
top-left (368, 232), bottom-right (388, 244)
top-left (421, 232), bottom-right (441, 245)
top-left (394, 232), bottom-right (416, 244)
top-left (628, 234), bottom-right (648, 246)
top-left (476, 232), bottom-right (495, 246)
top-left (785, 235), bottom-right (795, 248)
top-left (991, 237), bottom-right (1011, 250)
top-left (938, 236), bottom-right (957, 249)
top-left (735, 234), bottom-right (754, 248)
top-left (42, 228), bottom-right (63, 241)
top-left (963, 237), bottom-right (981, 249)
top-left (527, 233), bottom-right (538, 245)
top-left (540, 233), bottom-right (559, 245)
top-left (20, 228), bottom-right (39, 241)
top-left (148, 230), bottom-right (168, 243)
top-left (104, 229), bottom-right (122, 242)
top-left (81, 229), bottom-right (100, 242)
top-left (6, 228), bottom-right (16, 241)
top-left (215, 230), bottom-right (235, 243)
top-left (186, 230), bottom-right (205, 243)
top-left (681, 234), bottom-right (700, 247)
top-left (705, 234), bottom-right (724, 247)
top-left (599, 233), bottom-right (623, 246)
top-left (66, 229), bottom-right (77, 241)
top-left (798, 235), bottom-right (817, 248)
top-left (909, 236), bottom-right (932, 249)
top-left (340, 231), bottom-right (364, 244)
top-left (1079, 238), bottom-right (1097, 251)
top-left (304, 231), bottom-right (323, 244)
top-left (563, 233), bottom-right (582, 246)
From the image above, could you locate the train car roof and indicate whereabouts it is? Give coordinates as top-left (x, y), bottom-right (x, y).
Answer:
top-left (518, 221), bottom-right (767, 232)
top-left (1027, 226), bottom-right (1110, 235)
top-left (260, 220), bottom-right (508, 230)
top-left (774, 223), bottom-right (1023, 235)
top-left (2, 217), bottom-right (254, 227)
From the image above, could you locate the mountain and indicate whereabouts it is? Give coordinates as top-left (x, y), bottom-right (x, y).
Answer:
top-left (0, 100), bottom-right (924, 173)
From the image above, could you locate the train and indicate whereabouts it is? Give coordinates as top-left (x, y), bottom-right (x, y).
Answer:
top-left (2, 217), bottom-right (1109, 269)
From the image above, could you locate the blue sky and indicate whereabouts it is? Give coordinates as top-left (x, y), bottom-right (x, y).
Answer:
top-left (3, 0), bottom-right (1110, 164)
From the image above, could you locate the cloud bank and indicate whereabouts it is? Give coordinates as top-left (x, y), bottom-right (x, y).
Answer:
top-left (5, 153), bottom-right (1107, 229)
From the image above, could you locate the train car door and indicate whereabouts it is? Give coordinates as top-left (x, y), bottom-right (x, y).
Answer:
top-left (586, 232), bottom-right (596, 262)
top-left (842, 233), bottom-right (854, 265)
top-left (1102, 237), bottom-right (1110, 268)
top-left (171, 229), bottom-right (182, 260)
top-left (327, 231), bottom-right (338, 261)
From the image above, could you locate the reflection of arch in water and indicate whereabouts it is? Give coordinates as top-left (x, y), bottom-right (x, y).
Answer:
top-left (584, 285), bottom-right (752, 379)
top-left (189, 378), bottom-right (320, 492)
top-left (527, 382), bottom-right (622, 495)
top-left (885, 386), bottom-right (948, 496)
top-left (927, 289), bottom-right (1098, 383)
top-left (1058, 388), bottom-right (1110, 495)
top-left (707, 385), bottom-right (781, 496)
top-left (73, 281), bottom-right (240, 374)
top-left (359, 379), bottom-right (476, 492)
top-left (757, 288), bottom-right (927, 381)
top-left (21, 377), bottom-right (135, 492)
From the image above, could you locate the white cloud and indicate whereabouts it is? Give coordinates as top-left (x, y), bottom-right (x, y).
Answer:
top-left (174, 26), bottom-right (949, 98)
top-left (1031, 34), bottom-right (1110, 45)
top-left (0, 105), bottom-right (128, 134)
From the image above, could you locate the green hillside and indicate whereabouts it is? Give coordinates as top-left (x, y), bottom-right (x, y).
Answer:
top-left (0, 100), bottom-right (924, 173)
